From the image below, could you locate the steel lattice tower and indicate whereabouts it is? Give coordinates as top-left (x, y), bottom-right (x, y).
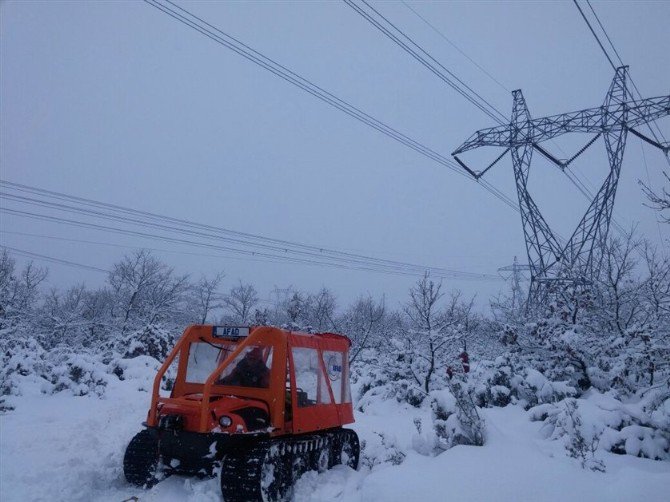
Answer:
top-left (452, 67), bottom-right (669, 307)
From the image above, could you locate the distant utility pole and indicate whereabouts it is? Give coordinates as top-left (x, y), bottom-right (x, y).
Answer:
top-left (453, 66), bottom-right (669, 308)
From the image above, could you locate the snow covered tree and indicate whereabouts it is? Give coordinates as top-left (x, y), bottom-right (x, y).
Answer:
top-left (38, 285), bottom-right (90, 349)
top-left (640, 169), bottom-right (670, 223)
top-left (396, 273), bottom-right (473, 393)
top-left (641, 243), bottom-right (670, 328)
top-left (341, 294), bottom-right (387, 364)
top-left (285, 291), bottom-right (306, 327)
top-left (305, 287), bottom-right (337, 331)
top-left (0, 250), bottom-right (47, 329)
top-left (592, 230), bottom-right (645, 335)
top-left (108, 250), bottom-right (190, 334)
top-left (193, 271), bottom-right (225, 324)
top-left (223, 281), bottom-right (259, 324)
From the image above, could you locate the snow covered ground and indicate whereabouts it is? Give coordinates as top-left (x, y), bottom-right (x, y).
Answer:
top-left (1, 379), bottom-right (669, 502)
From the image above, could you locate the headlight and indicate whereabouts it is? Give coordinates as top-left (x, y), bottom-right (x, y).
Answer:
top-left (219, 415), bottom-right (233, 428)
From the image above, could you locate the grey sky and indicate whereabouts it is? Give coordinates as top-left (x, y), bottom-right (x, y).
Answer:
top-left (1, 0), bottom-right (668, 310)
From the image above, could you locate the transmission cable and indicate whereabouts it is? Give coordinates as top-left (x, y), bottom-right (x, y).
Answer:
top-left (399, 0), bottom-right (510, 94)
top-left (343, 0), bottom-right (506, 125)
top-left (0, 180), bottom-right (500, 279)
top-left (142, 0), bottom-right (519, 212)
top-left (0, 205), bottom-right (497, 280)
top-left (572, 0), bottom-right (616, 69)
top-left (0, 229), bottom-right (416, 270)
top-left (1, 245), bottom-right (108, 274)
top-left (1, 206), bottom-right (456, 279)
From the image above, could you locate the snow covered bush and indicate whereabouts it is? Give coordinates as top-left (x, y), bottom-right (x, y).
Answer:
top-left (531, 391), bottom-right (670, 463)
top-left (353, 343), bottom-right (429, 409)
top-left (562, 399), bottom-right (606, 472)
top-left (0, 324), bottom-right (171, 401)
top-left (114, 324), bottom-right (176, 361)
top-left (0, 329), bottom-right (52, 399)
top-left (410, 383), bottom-right (485, 456)
top-left (469, 353), bottom-right (577, 409)
top-left (360, 432), bottom-right (406, 469)
top-left (432, 383), bottom-right (484, 450)
top-left (48, 348), bottom-right (110, 397)
top-left (109, 354), bottom-right (169, 393)
top-left (357, 379), bottom-right (425, 411)
top-left (0, 331), bottom-right (110, 399)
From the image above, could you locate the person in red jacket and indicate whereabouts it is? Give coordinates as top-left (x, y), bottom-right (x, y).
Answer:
top-left (459, 350), bottom-right (470, 374)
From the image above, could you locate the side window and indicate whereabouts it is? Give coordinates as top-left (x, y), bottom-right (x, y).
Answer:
top-left (323, 351), bottom-right (351, 404)
top-left (323, 351), bottom-right (344, 403)
top-left (292, 347), bottom-right (332, 407)
top-left (343, 355), bottom-right (351, 403)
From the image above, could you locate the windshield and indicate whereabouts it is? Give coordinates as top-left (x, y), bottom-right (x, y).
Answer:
top-left (218, 346), bottom-right (273, 388)
top-left (185, 341), bottom-right (238, 384)
top-left (185, 341), bottom-right (273, 388)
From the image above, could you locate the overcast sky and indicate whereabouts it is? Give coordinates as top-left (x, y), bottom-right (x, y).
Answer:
top-left (1, 0), bottom-right (668, 311)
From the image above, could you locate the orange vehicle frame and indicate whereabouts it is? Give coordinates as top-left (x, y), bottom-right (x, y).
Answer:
top-left (147, 325), bottom-right (354, 435)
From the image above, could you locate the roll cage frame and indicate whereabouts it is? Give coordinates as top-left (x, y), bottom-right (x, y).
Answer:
top-left (147, 325), bottom-right (354, 434)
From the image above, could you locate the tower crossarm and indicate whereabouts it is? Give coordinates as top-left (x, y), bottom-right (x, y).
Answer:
top-left (626, 95), bottom-right (670, 129)
top-left (452, 94), bottom-right (669, 155)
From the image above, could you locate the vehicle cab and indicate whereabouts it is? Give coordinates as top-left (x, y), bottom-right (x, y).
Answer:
top-left (147, 325), bottom-right (354, 437)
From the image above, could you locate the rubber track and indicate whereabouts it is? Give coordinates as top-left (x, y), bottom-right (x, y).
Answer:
top-left (124, 430), bottom-right (161, 487)
top-left (220, 429), bottom-right (359, 502)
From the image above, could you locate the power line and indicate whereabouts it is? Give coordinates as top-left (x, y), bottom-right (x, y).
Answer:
top-left (396, 0), bottom-right (569, 159)
top-left (1, 245), bottom-right (108, 274)
top-left (400, 0), bottom-right (511, 94)
top-left (2, 207), bottom-right (505, 281)
top-left (585, 0), bottom-right (623, 65)
top-left (345, 0), bottom-right (569, 175)
top-left (142, 0), bottom-right (519, 212)
top-left (0, 182), bottom-right (504, 281)
top-left (341, 0), bottom-right (535, 212)
top-left (1, 205), bottom-right (455, 279)
top-left (3, 180), bottom-right (380, 260)
top-left (0, 180), bottom-right (501, 279)
top-left (572, 0), bottom-right (616, 70)
top-left (6, 227), bottom-right (502, 276)
top-left (3, 228), bottom-right (459, 272)
top-left (0, 229), bottom-right (323, 265)
top-left (343, 0), bottom-right (506, 125)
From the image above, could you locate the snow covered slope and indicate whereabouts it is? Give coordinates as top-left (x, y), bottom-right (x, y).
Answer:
top-left (1, 380), bottom-right (669, 502)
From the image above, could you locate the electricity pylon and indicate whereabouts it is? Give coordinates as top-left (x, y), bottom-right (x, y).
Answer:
top-left (498, 256), bottom-right (531, 312)
top-left (453, 66), bottom-right (669, 307)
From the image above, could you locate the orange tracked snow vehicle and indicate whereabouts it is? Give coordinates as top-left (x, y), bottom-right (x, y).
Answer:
top-left (123, 325), bottom-right (359, 501)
